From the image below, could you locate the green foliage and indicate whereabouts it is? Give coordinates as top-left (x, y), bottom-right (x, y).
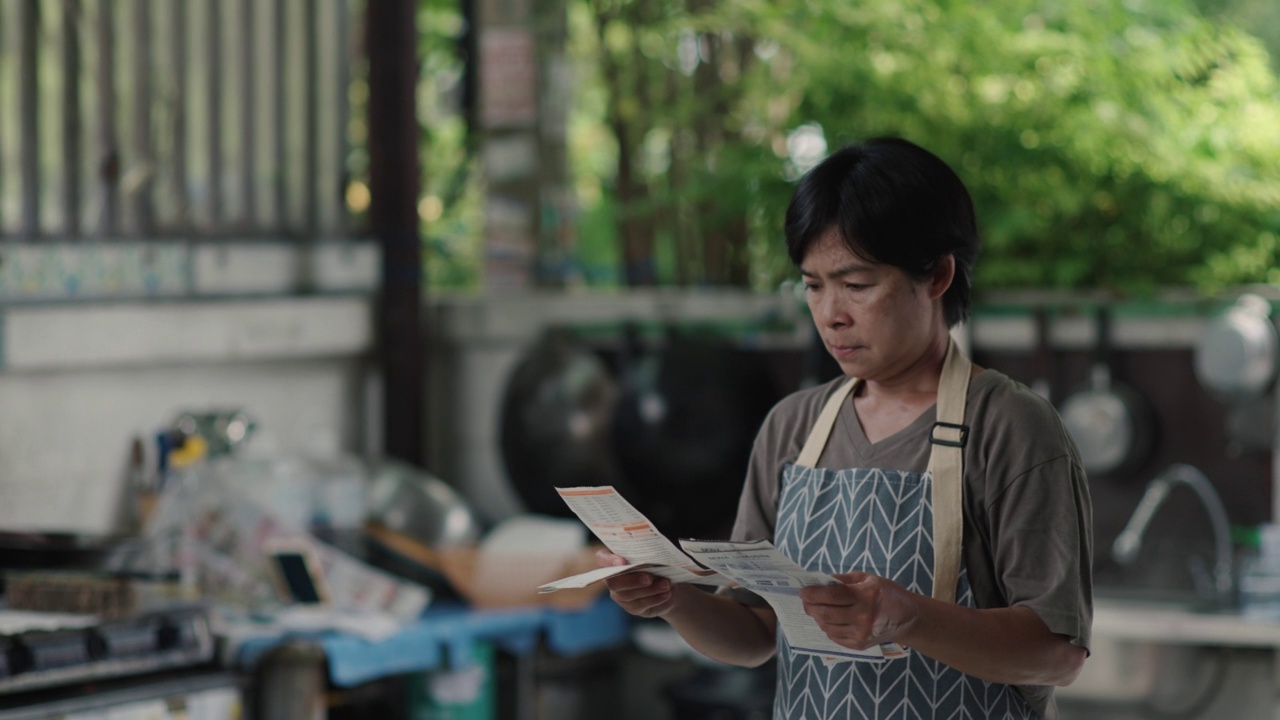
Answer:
top-left (570, 0), bottom-right (1280, 294)
top-left (418, 0), bottom-right (484, 289)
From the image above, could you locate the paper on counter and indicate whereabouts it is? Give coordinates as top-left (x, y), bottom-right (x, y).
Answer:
top-left (0, 609), bottom-right (97, 635)
top-left (538, 486), bottom-right (731, 592)
top-left (679, 538), bottom-right (906, 662)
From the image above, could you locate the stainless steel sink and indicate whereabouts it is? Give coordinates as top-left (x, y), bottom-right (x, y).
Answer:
top-left (1060, 590), bottom-right (1280, 712)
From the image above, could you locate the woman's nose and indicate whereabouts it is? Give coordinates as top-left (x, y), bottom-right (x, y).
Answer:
top-left (815, 294), bottom-right (847, 328)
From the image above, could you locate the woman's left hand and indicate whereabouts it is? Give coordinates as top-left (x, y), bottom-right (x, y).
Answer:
top-left (799, 572), bottom-right (921, 650)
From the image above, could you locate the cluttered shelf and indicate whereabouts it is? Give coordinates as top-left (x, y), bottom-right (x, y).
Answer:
top-left (0, 412), bottom-right (634, 719)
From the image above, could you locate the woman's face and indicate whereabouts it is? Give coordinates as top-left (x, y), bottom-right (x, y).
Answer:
top-left (800, 229), bottom-right (951, 384)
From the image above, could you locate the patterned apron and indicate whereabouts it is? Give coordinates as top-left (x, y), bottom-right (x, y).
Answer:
top-left (772, 339), bottom-right (1036, 719)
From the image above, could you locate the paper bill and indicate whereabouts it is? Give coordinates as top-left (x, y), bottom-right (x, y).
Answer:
top-left (537, 486), bottom-right (731, 593)
top-left (679, 538), bottom-right (908, 662)
top-left (539, 486), bottom-right (907, 664)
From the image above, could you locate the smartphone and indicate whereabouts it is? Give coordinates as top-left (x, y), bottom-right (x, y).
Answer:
top-left (263, 538), bottom-right (332, 606)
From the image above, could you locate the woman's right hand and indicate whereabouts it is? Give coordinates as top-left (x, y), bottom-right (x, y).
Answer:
top-left (596, 548), bottom-right (677, 618)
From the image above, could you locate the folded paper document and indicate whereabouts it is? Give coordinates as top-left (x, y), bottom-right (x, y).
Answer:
top-left (540, 486), bottom-right (907, 662)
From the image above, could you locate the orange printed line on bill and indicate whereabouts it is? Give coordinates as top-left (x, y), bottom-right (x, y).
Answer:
top-left (558, 488), bottom-right (615, 496)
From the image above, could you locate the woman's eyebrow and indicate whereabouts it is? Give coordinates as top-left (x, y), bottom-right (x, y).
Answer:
top-left (800, 262), bottom-right (876, 278)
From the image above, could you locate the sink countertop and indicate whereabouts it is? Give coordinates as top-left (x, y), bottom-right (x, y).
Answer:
top-left (1095, 598), bottom-right (1280, 647)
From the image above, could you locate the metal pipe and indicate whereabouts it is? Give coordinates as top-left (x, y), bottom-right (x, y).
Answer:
top-left (131, 0), bottom-right (154, 234)
top-left (334, 0), bottom-right (351, 236)
top-left (207, 0), bottom-right (223, 227)
top-left (271, 0), bottom-right (286, 229)
top-left (97, 0), bottom-right (120, 236)
top-left (171, 0), bottom-right (189, 224)
top-left (1112, 463), bottom-right (1234, 604)
top-left (63, 0), bottom-right (83, 236)
top-left (302, 0), bottom-right (319, 237)
top-left (0, 3), bottom-right (6, 234)
top-left (240, 0), bottom-right (256, 224)
top-left (19, 0), bottom-right (41, 236)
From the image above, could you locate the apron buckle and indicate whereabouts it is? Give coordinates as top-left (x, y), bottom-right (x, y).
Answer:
top-left (930, 421), bottom-right (969, 448)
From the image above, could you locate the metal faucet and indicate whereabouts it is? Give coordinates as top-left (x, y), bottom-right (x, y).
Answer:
top-left (1112, 463), bottom-right (1234, 606)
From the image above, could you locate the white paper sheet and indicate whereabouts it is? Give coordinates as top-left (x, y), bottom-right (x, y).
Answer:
top-left (538, 485), bottom-right (907, 663)
top-left (680, 538), bottom-right (907, 662)
top-left (538, 486), bottom-right (731, 592)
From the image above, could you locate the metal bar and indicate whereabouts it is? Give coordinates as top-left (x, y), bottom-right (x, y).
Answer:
top-left (207, 0), bottom-right (223, 228)
top-left (366, 0), bottom-right (424, 466)
top-left (171, 0), bottom-right (188, 225)
top-left (63, 0), bottom-right (83, 236)
top-left (97, 0), bottom-right (120, 236)
top-left (19, 0), bottom-right (41, 236)
top-left (334, 0), bottom-right (351, 236)
top-left (131, 0), bottom-right (153, 234)
top-left (240, 0), bottom-right (255, 225)
top-left (302, 0), bottom-right (318, 236)
top-left (272, 0), bottom-right (286, 229)
top-left (0, 3), bottom-right (6, 235)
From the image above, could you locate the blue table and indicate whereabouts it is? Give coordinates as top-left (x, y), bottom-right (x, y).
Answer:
top-left (234, 596), bottom-right (629, 687)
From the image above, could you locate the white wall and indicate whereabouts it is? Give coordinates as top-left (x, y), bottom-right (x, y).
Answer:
top-left (0, 297), bottom-right (375, 536)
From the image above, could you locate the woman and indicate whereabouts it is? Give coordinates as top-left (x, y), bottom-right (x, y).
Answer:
top-left (600, 137), bottom-right (1093, 719)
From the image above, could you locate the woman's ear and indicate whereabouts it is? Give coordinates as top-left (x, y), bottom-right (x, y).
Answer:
top-left (928, 254), bottom-right (955, 300)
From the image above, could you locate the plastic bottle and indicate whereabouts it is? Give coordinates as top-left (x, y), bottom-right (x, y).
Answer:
top-left (1239, 523), bottom-right (1280, 619)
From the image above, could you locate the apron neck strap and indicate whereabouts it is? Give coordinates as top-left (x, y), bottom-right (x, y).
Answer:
top-left (927, 335), bottom-right (971, 603)
top-left (793, 334), bottom-right (972, 604)
top-left (795, 376), bottom-right (859, 469)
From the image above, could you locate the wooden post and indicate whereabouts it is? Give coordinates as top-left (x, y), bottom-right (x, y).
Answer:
top-left (366, 0), bottom-right (424, 466)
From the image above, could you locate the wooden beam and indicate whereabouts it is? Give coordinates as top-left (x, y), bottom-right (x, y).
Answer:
top-left (366, 0), bottom-right (424, 466)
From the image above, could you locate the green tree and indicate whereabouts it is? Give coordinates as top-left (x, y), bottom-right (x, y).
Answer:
top-left (570, 0), bottom-right (1280, 294)
top-left (572, 0), bottom-right (786, 286)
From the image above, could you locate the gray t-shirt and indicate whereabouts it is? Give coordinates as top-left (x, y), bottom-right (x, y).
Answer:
top-left (725, 369), bottom-right (1093, 719)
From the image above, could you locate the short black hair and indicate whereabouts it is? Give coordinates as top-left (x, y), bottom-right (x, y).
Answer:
top-left (784, 137), bottom-right (979, 328)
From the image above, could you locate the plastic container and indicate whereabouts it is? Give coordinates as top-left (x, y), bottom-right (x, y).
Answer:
top-left (1239, 524), bottom-right (1280, 619)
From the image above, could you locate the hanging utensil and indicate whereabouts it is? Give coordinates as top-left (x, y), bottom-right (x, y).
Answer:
top-left (1194, 293), bottom-right (1279, 399)
top-left (1058, 305), bottom-right (1156, 478)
